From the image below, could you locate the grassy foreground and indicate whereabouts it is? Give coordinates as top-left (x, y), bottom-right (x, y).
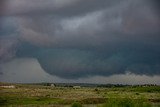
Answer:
top-left (0, 83), bottom-right (160, 107)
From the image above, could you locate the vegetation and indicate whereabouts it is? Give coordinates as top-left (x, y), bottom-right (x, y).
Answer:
top-left (0, 83), bottom-right (160, 107)
top-left (71, 102), bottom-right (82, 107)
top-left (102, 98), bottom-right (151, 107)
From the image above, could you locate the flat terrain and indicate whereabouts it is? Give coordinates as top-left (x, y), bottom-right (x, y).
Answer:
top-left (0, 83), bottom-right (160, 107)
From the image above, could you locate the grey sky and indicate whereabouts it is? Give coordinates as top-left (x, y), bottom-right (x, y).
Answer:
top-left (0, 0), bottom-right (160, 84)
top-left (0, 58), bottom-right (160, 84)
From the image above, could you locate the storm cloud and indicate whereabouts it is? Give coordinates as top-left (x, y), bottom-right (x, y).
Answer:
top-left (0, 0), bottom-right (160, 79)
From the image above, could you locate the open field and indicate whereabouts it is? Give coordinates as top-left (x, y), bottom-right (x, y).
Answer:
top-left (0, 83), bottom-right (160, 107)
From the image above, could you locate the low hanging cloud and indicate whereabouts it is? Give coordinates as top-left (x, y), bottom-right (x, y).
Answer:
top-left (0, 38), bottom-right (18, 63)
top-left (0, 0), bottom-right (160, 79)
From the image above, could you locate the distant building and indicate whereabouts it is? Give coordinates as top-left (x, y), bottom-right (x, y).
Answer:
top-left (0, 85), bottom-right (15, 88)
top-left (51, 84), bottom-right (55, 87)
top-left (73, 86), bottom-right (81, 89)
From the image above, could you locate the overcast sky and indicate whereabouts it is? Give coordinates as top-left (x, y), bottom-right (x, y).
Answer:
top-left (0, 0), bottom-right (160, 84)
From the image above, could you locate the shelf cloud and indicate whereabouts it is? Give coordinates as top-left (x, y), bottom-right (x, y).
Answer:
top-left (0, 0), bottom-right (160, 80)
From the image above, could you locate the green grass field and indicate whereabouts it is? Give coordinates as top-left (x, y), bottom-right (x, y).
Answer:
top-left (0, 83), bottom-right (160, 107)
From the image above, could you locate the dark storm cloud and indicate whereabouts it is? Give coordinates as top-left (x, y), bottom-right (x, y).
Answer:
top-left (0, 0), bottom-right (160, 79)
top-left (0, 0), bottom-right (123, 16)
top-left (0, 17), bottom-right (19, 63)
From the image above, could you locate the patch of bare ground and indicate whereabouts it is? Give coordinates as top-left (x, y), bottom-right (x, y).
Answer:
top-left (80, 98), bottom-right (106, 104)
top-left (149, 99), bottom-right (160, 103)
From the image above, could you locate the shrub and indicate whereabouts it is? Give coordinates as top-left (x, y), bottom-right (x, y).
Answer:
top-left (135, 92), bottom-right (140, 95)
top-left (102, 98), bottom-right (151, 107)
top-left (71, 102), bottom-right (82, 107)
